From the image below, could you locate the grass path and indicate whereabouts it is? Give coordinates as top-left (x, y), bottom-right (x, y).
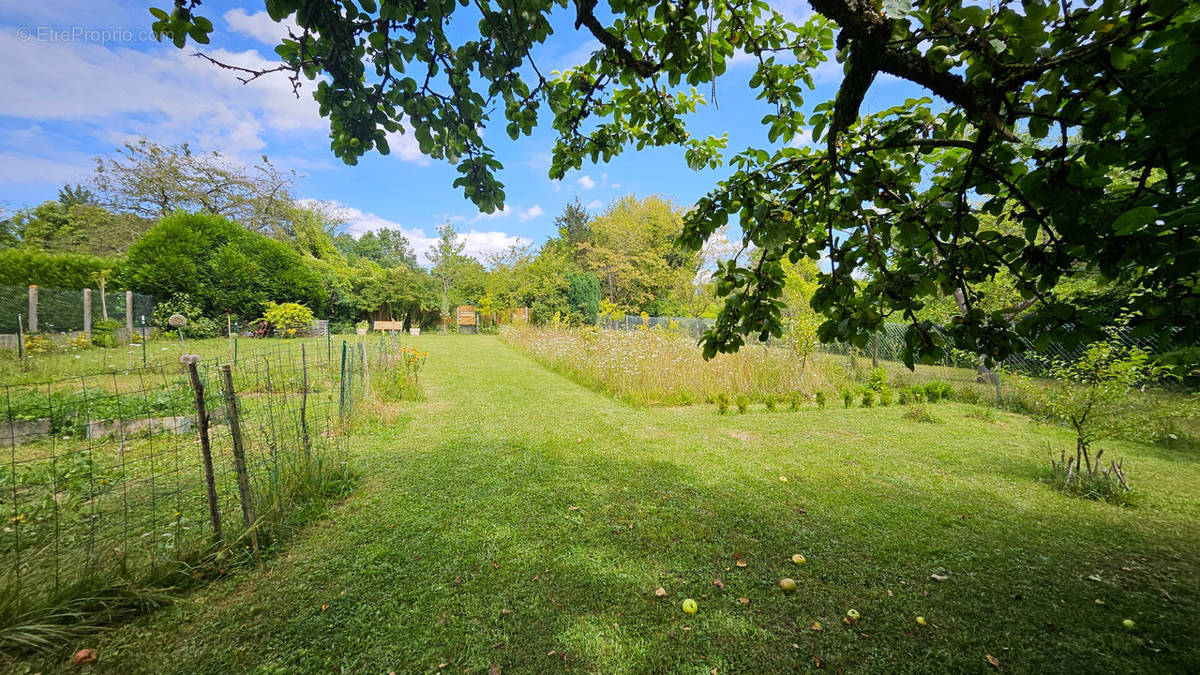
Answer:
top-left (20, 336), bottom-right (1200, 673)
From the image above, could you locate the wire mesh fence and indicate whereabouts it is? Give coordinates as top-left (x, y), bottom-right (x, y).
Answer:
top-left (0, 284), bottom-right (156, 335)
top-left (0, 337), bottom-right (383, 625)
top-left (597, 314), bottom-right (1173, 378)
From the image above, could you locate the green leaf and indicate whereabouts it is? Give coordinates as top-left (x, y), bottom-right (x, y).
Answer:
top-left (1111, 206), bottom-right (1157, 235)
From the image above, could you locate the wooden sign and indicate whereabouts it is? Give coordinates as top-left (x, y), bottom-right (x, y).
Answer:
top-left (457, 305), bottom-right (477, 326)
top-left (373, 320), bottom-right (404, 331)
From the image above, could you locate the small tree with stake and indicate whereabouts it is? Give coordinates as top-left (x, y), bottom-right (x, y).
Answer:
top-left (1016, 339), bottom-right (1169, 503)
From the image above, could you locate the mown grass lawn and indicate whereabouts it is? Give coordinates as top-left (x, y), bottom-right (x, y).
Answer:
top-left (16, 335), bottom-right (1200, 673)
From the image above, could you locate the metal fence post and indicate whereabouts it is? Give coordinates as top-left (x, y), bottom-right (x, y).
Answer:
top-left (125, 290), bottom-right (134, 333)
top-left (339, 340), bottom-right (347, 416)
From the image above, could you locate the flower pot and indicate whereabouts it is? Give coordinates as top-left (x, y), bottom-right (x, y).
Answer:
top-left (409, 327), bottom-right (421, 336)
top-left (356, 328), bottom-right (367, 335)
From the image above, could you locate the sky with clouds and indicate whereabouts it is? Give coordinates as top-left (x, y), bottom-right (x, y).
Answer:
top-left (0, 0), bottom-right (921, 264)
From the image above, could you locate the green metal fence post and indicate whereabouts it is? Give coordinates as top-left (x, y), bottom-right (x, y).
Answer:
top-left (140, 315), bottom-right (147, 366)
top-left (339, 340), bottom-right (347, 415)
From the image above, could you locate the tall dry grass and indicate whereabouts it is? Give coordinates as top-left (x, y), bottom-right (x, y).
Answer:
top-left (502, 325), bottom-right (850, 406)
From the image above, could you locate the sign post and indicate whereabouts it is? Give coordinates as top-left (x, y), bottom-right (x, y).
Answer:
top-left (456, 305), bottom-right (477, 334)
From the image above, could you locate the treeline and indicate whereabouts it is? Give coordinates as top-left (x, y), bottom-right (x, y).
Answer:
top-left (0, 140), bottom-right (725, 335)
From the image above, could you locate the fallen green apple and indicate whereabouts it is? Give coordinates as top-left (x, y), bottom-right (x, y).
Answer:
top-left (779, 578), bottom-right (797, 592)
top-left (791, 554), bottom-right (806, 565)
top-left (682, 598), bottom-right (698, 614)
top-left (1122, 618), bottom-right (1136, 630)
top-left (846, 609), bottom-right (860, 620)
top-left (916, 616), bottom-right (926, 626)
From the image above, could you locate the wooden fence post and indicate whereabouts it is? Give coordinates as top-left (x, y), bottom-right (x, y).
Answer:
top-left (186, 360), bottom-right (222, 542)
top-left (28, 285), bottom-right (38, 332)
top-left (220, 364), bottom-right (258, 551)
top-left (83, 289), bottom-right (92, 340)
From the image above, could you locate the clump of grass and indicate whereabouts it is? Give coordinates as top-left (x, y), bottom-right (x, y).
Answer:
top-left (815, 390), bottom-right (827, 408)
top-left (923, 381), bottom-right (953, 403)
top-left (898, 388), bottom-right (910, 405)
top-left (966, 405), bottom-right (996, 422)
top-left (861, 389), bottom-right (874, 408)
top-left (878, 385), bottom-right (893, 407)
top-left (764, 394), bottom-right (777, 412)
top-left (841, 390), bottom-right (853, 408)
top-left (903, 405), bottom-right (939, 423)
top-left (715, 392), bottom-right (730, 415)
top-left (735, 394), bottom-right (750, 414)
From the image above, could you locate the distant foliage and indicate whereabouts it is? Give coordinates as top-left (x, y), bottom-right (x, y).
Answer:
top-left (0, 249), bottom-right (123, 289)
top-left (151, 294), bottom-right (219, 338)
top-left (123, 212), bottom-right (322, 320)
top-left (260, 302), bottom-right (315, 337)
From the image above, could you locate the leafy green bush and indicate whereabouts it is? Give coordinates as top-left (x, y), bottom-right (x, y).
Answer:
top-left (764, 394), bottom-right (777, 412)
top-left (261, 302), bottom-right (315, 337)
top-left (91, 318), bottom-right (123, 348)
top-left (923, 381), bottom-right (953, 403)
top-left (815, 390), bottom-right (826, 408)
top-left (877, 385), bottom-right (893, 407)
top-left (867, 366), bottom-right (888, 391)
top-left (789, 392), bottom-right (802, 411)
top-left (715, 392), bottom-right (730, 415)
top-left (735, 394), bottom-right (750, 414)
top-left (861, 389), bottom-right (874, 408)
top-left (841, 390), bottom-right (853, 408)
top-left (152, 294), bottom-right (220, 338)
top-left (0, 249), bottom-right (123, 289)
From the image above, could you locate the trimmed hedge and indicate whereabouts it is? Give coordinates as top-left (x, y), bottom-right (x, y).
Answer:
top-left (0, 249), bottom-right (124, 289)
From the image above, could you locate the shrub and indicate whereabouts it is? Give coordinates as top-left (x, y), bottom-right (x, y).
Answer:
top-left (861, 389), bottom-right (874, 408)
top-left (24, 333), bottom-right (54, 355)
top-left (877, 385), bottom-right (893, 407)
top-left (815, 390), bottom-right (827, 408)
top-left (903, 406), bottom-right (939, 423)
top-left (735, 394), bottom-right (750, 414)
top-left (923, 381), bottom-right (953, 402)
top-left (907, 386), bottom-right (926, 404)
top-left (0, 248), bottom-right (123, 289)
top-left (152, 294), bottom-right (220, 338)
top-left (68, 332), bottom-right (92, 350)
top-left (789, 392), bottom-right (802, 411)
top-left (898, 389), bottom-right (909, 405)
top-left (715, 392), bottom-right (730, 415)
top-left (764, 394), bottom-right (777, 412)
top-left (1049, 447), bottom-right (1131, 505)
top-left (867, 366), bottom-right (888, 391)
top-left (841, 390), bottom-right (853, 408)
top-left (260, 302), bottom-right (315, 337)
top-left (91, 318), bottom-right (123, 348)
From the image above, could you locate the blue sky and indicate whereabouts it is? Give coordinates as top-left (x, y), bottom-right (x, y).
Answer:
top-left (0, 0), bottom-right (920, 262)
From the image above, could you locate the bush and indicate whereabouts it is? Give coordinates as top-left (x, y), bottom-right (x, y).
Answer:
top-left (906, 386), bottom-right (926, 404)
top-left (715, 392), bottom-right (730, 415)
top-left (877, 385), bottom-right (893, 407)
top-left (815, 391), bottom-right (827, 408)
top-left (152, 294), bottom-right (220, 339)
top-left (24, 333), bottom-right (54, 355)
top-left (789, 392), bottom-right (803, 411)
top-left (861, 389), bottom-right (874, 408)
top-left (735, 394), bottom-right (750, 414)
top-left (91, 318), bottom-right (123, 348)
top-left (923, 381), bottom-right (953, 403)
top-left (898, 389), bottom-right (909, 405)
top-left (867, 366), bottom-right (888, 391)
top-left (841, 390), bottom-right (853, 408)
top-left (261, 302), bottom-right (315, 337)
top-left (0, 249), bottom-right (123, 289)
top-left (764, 394), bottom-right (777, 412)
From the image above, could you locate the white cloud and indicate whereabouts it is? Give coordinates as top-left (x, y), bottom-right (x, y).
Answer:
top-left (316, 200), bottom-right (530, 265)
top-left (518, 205), bottom-right (544, 222)
top-left (223, 8), bottom-right (299, 45)
top-left (576, 174), bottom-right (596, 190)
top-left (0, 151), bottom-right (91, 186)
top-left (385, 125), bottom-right (430, 165)
top-left (585, 199), bottom-right (603, 210)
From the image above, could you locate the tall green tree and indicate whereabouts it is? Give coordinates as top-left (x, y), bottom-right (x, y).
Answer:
top-left (427, 223), bottom-right (468, 325)
top-left (156, 0), bottom-right (1200, 367)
